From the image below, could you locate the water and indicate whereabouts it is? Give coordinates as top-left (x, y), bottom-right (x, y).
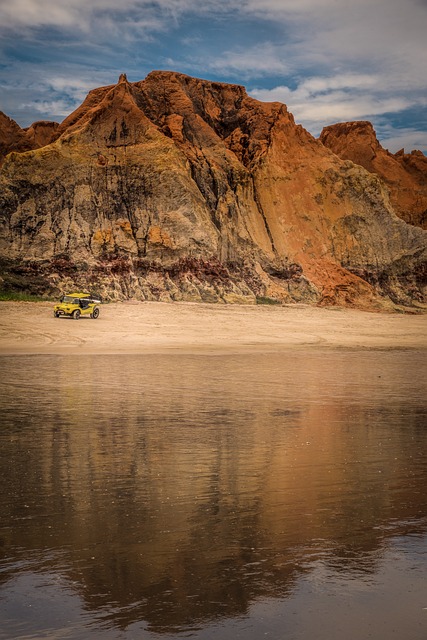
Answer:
top-left (0, 350), bottom-right (426, 639)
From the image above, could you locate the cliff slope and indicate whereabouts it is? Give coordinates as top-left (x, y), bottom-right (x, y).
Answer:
top-left (320, 121), bottom-right (427, 229)
top-left (0, 72), bottom-right (426, 308)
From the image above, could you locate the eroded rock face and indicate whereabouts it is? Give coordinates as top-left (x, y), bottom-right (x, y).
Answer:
top-left (0, 72), bottom-right (426, 308)
top-left (0, 112), bottom-right (59, 165)
top-left (320, 121), bottom-right (427, 229)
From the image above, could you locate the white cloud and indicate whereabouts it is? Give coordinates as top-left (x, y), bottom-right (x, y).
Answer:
top-left (0, 62), bottom-right (121, 125)
top-left (21, 98), bottom-right (74, 117)
top-left (0, 0), bottom-right (233, 33)
top-left (293, 95), bottom-right (413, 129)
top-left (230, 0), bottom-right (427, 95)
top-left (2, 1), bottom-right (427, 92)
top-left (250, 72), bottom-right (426, 135)
top-left (0, 0), bottom-right (166, 34)
top-left (207, 45), bottom-right (291, 77)
top-left (250, 73), bottom-right (382, 105)
top-left (48, 77), bottom-right (103, 93)
top-left (376, 126), bottom-right (427, 155)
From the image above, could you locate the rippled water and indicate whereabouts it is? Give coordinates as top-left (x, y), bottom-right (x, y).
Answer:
top-left (0, 350), bottom-right (426, 639)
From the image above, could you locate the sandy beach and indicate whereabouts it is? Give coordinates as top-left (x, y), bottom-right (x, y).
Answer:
top-left (0, 300), bottom-right (426, 354)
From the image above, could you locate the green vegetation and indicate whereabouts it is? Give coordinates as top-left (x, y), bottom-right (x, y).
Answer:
top-left (255, 296), bottom-right (282, 305)
top-left (0, 290), bottom-right (52, 302)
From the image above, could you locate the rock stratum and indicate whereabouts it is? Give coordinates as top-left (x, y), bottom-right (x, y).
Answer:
top-left (0, 71), bottom-right (426, 309)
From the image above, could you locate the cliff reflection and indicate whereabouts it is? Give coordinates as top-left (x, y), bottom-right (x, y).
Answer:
top-left (0, 351), bottom-right (426, 633)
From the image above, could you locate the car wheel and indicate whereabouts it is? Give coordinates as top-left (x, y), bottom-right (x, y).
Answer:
top-left (54, 311), bottom-right (60, 317)
top-left (72, 309), bottom-right (81, 320)
top-left (91, 307), bottom-right (100, 319)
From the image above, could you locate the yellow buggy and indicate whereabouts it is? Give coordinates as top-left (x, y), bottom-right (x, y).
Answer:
top-left (54, 292), bottom-right (101, 319)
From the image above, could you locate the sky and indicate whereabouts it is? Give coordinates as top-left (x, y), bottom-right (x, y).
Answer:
top-left (0, 0), bottom-right (426, 154)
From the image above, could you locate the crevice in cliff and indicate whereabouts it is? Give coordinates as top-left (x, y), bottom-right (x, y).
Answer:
top-left (251, 177), bottom-right (277, 257)
top-left (188, 158), bottom-right (221, 231)
top-left (140, 210), bottom-right (152, 257)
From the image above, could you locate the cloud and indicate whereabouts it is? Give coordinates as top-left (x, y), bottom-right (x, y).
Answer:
top-left (2, 1), bottom-right (427, 87)
top-left (0, 0), bottom-right (232, 33)
top-left (22, 76), bottom-right (112, 118)
top-left (21, 98), bottom-right (74, 118)
top-left (233, 0), bottom-right (427, 99)
top-left (378, 127), bottom-right (427, 154)
top-left (0, 0), bottom-right (175, 35)
top-left (206, 44), bottom-right (291, 78)
top-left (47, 76), bottom-right (111, 99)
top-left (0, 61), bottom-right (120, 125)
top-left (250, 74), bottom-right (421, 129)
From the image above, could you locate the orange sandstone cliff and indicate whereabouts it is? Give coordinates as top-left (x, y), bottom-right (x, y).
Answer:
top-left (0, 72), bottom-right (426, 308)
top-left (320, 121), bottom-right (427, 229)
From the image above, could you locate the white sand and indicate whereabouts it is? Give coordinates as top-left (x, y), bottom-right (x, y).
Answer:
top-left (0, 300), bottom-right (426, 355)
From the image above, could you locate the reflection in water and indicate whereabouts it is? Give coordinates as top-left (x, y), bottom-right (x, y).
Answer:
top-left (0, 350), bottom-right (426, 639)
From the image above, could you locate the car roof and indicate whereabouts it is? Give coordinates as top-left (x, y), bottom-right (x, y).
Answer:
top-left (65, 292), bottom-right (90, 298)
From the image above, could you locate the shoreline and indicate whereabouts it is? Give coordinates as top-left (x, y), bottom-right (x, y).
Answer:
top-left (1, 300), bottom-right (426, 355)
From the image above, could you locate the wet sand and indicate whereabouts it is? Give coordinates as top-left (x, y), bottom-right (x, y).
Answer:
top-left (0, 301), bottom-right (426, 354)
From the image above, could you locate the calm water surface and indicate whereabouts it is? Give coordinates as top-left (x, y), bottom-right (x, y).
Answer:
top-left (0, 350), bottom-right (426, 639)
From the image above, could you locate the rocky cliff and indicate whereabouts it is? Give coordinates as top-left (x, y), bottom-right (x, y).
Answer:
top-left (0, 72), bottom-right (426, 308)
top-left (320, 121), bottom-right (427, 229)
top-left (0, 111), bottom-right (59, 163)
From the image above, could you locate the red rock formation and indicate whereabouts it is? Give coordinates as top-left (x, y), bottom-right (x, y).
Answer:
top-left (24, 120), bottom-right (60, 149)
top-left (320, 121), bottom-right (427, 229)
top-left (0, 73), bottom-right (426, 308)
top-left (0, 111), bottom-right (59, 165)
top-left (0, 111), bottom-right (32, 161)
